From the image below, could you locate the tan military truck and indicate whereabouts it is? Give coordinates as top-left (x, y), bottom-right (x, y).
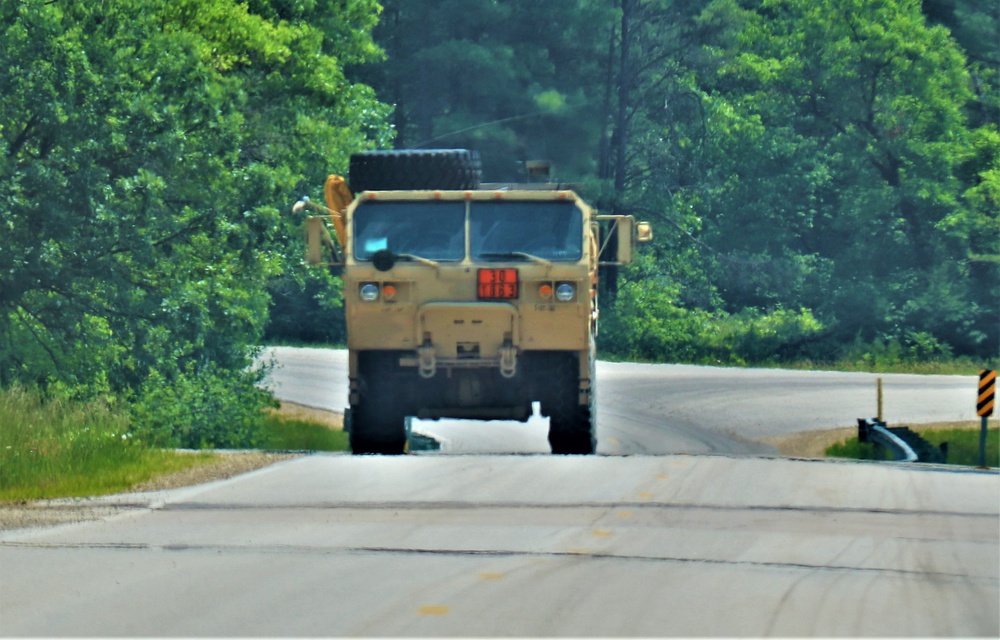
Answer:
top-left (295, 150), bottom-right (650, 455)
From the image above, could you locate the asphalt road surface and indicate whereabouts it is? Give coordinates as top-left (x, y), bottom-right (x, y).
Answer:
top-left (2, 455), bottom-right (996, 636)
top-left (2, 347), bottom-right (996, 637)
top-left (262, 346), bottom-right (980, 455)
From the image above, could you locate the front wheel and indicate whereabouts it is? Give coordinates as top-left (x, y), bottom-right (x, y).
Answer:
top-left (349, 353), bottom-right (407, 455)
top-left (549, 409), bottom-right (595, 454)
top-left (349, 403), bottom-right (406, 455)
top-left (547, 352), bottom-right (596, 455)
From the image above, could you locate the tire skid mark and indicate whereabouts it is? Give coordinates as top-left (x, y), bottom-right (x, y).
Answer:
top-left (154, 500), bottom-right (998, 520)
top-left (3, 540), bottom-right (996, 584)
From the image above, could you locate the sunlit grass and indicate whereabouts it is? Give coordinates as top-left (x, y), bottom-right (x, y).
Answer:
top-left (257, 413), bottom-right (348, 451)
top-left (826, 426), bottom-right (998, 467)
top-left (826, 439), bottom-right (891, 461)
top-left (0, 387), bottom-right (348, 503)
top-left (920, 428), bottom-right (998, 467)
top-left (0, 386), bottom-right (216, 502)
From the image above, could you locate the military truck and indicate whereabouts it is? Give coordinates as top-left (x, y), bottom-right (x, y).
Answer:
top-left (295, 150), bottom-right (650, 455)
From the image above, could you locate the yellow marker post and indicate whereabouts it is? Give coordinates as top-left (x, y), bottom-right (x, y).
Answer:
top-left (877, 377), bottom-right (884, 423)
top-left (977, 369), bottom-right (995, 469)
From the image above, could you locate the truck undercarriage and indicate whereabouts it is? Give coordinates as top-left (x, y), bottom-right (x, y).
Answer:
top-left (347, 348), bottom-right (595, 454)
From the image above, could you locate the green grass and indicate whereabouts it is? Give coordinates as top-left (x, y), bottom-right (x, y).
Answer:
top-left (0, 387), bottom-right (217, 502)
top-left (0, 387), bottom-right (348, 503)
top-left (920, 428), bottom-right (999, 467)
top-left (826, 439), bottom-right (892, 461)
top-left (826, 426), bottom-right (999, 467)
top-left (257, 414), bottom-right (348, 451)
top-left (780, 358), bottom-right (995, 376)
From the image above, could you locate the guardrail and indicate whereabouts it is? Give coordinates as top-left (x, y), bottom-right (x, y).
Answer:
top-left (857, 418), bottom-right (917, 462)
top-left (857, 418), bottom-right (951, 463)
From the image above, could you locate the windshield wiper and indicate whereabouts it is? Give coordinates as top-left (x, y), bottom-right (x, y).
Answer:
top-left (478, 251), bottom-right (553, 266)
top-left (397, 253), bottom-right (441, 269)
top-left (371, 248), bottom-right (440, 271)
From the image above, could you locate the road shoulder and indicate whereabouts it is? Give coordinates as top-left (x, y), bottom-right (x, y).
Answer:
top-left (0, 451), bottom-right (298, 531)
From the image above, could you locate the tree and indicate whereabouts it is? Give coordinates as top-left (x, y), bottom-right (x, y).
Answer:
top-left (0, 0), bottom-right (391, 445)
top-left (687, 0), bottom-right (995, 355)
top-left (360, 0), bottom-right (614, 182)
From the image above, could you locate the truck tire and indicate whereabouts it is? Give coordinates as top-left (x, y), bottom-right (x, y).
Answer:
top-left (350, 402), bottom-right (406, 454)
top-left (348, 149), bottom-right (482, 192)
top-left (350, 352), bottom-right (407, 455)
top-left (547, 351), bottom-right (596, 455)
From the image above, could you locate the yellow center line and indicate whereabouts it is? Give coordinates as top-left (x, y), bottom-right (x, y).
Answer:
top-left (418, 605), bottom-right (450, 616)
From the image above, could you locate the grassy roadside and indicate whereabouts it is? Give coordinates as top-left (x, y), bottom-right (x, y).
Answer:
top-left (825, 423), bottom-right (998, 467)
top-left (763, 419), bottom-right (998, 466)
top-left (2, 380), bottom-right (993, 506)
top-left (0, 388), bottom-right (346, 504)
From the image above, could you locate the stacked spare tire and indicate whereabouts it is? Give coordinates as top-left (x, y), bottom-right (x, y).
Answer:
top-left (348, 149), bottom-right (482, 192)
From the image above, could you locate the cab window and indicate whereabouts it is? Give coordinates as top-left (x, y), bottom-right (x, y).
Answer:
top-left (353, 201), bottom-right (466, 261)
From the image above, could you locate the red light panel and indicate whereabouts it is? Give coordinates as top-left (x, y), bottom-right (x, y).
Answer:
top-left (477, 268), bottom-right (519, 300)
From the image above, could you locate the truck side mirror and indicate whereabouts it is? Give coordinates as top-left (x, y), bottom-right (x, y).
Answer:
top-left (597, 215), bottom-right (652, 265)
top-left (616, 217), bottom-right (634, 264)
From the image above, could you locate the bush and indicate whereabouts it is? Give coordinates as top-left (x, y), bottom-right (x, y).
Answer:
top-left (839, 331), bottom-right (958, 370)
top-left (131, 363), bottom-right (276, 449)
top-left (599, 281), bottom-right (824, 365)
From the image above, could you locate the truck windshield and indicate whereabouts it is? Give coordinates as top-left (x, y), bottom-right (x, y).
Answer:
top-left (471, 201), bottom-right (583, 262)
top-left (353, 201), bottom-right (466, 261)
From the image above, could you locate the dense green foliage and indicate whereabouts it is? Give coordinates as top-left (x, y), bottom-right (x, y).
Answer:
top-left (0, 0), bottom-right (390, 445)
top-left (1, 0), bottom-right (995, 449)
top-left (357, 0), bottom-right (998, 365)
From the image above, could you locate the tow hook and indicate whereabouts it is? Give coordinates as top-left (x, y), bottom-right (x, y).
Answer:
top-left (418, 341), bottom-right (436, 379)
top-left (499, 340), bottom-right (517, 378)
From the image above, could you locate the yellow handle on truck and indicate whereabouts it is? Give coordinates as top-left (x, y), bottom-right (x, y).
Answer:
top-left (323, 174), bottom-right (352, 248)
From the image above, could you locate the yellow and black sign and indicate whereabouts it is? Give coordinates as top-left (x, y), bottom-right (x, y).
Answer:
top-left (978, 369), bottom-right (996, 417)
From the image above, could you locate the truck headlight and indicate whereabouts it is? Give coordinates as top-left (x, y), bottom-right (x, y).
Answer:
top-left (359, 283), bottom-right (380, 301)
top-left (555, 283), bottom-right (575, 302)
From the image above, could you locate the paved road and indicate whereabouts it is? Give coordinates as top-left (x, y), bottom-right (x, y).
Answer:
top-left (2, 455), bottom-right (996, 636)
top-left (263, 346), bottom-right (979, 455)
top-left (3, 348), bottom-right (994, 636)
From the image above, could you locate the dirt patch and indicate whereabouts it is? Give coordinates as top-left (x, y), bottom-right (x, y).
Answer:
top-left (0, 503), bottom-right (130, 532)
top-left (130, 450), bottom-right (299, 493)
top-left (761, 426), bottom-right (858, 458)
top-left (266, 401), bottom-right (343, 430)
